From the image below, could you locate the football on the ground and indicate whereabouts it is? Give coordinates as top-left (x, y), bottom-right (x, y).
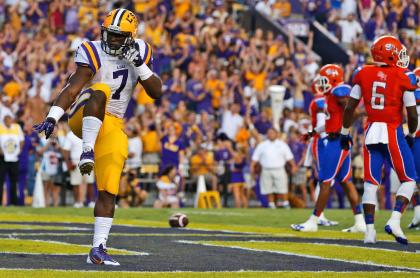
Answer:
top-left (169, 213), bottom-right (189, 228)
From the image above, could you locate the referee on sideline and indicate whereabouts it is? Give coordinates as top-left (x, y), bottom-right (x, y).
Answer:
top-left (251, 128), bottom-right (297, 209)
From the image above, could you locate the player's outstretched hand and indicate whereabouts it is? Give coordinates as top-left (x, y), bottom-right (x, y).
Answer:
top-left (339, 134), bottom-right (353, 150)
top-left (405, 134), bottom-right (415, 148)
top-left (33, 117), bottom-right (56, 139)
top-left (124, 43), bottom-right (143, 67)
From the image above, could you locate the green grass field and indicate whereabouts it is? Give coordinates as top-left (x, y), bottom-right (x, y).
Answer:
top-left (0, 207), bottom-right (419, 277)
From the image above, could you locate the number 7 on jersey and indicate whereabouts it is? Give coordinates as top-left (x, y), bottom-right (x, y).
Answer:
top-left (112, 69), bottom-right (129, 100)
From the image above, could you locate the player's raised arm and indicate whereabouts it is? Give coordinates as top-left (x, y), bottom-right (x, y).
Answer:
top-left (33, 65), bottom-right (93, 138)
top-left (124, 42), bottom-right (162, 99)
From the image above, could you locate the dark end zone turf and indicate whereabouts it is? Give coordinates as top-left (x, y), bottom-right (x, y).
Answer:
top-left (0, 222), bottom-right (418, 272)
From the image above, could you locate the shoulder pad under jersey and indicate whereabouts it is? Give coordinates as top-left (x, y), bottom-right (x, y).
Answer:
top-left (314, 97), bottom-right (325, 109)
top-left (404, 71), bottom-right (417, 86)
top-left (331, 84), bottom-right (351, 97)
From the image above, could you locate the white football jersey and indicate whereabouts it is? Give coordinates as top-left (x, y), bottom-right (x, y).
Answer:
top-left (74, 39), bottom-right (153, 118)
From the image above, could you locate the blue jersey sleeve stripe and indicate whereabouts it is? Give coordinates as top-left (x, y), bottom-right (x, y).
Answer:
top-left (315, 99), bottom-right (325, 109)
top-left (87, 41), bottom-right (101, 69)
top-left (405, 72), bottom-right (417, 86)
top-left (332, 84), bottom-right (351, 97)
top-left (80, 44), bottom-right (96, 74)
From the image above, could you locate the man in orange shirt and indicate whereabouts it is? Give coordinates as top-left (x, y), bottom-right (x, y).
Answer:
top-left (190, 147), bottom-right (217, 191)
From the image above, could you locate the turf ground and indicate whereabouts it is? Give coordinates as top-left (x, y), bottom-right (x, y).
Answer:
top-left (0, 207), bottom-right (419, 277)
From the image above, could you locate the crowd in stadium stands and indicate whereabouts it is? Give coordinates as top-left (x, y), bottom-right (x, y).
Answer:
top-left (0, 0), bottom-right (418, 209)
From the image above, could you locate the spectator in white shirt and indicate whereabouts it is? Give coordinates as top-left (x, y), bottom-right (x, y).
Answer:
top-left (0, 115), bottom-right (24, 206)
top-left (251, 128), bottom-right (297, 208)
top-left (28, 64), bottom-right (57, 102)
top-left (338, 13), bottom-right (363, 45)
top-left (126, 124), bottom-right (143, 174)
top-left (256, 0), bottom-right (272, 16)
top-left (220, 103), bottom-right (243, 140)
top-left (38, 136), bottom-right (64, 207)
top-left (0, 96), bottom-right (14, 125)
top-left (63, 131), bottom-right (95, 208)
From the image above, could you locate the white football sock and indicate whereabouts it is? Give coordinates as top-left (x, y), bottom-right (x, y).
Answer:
top-left (268, 202), bottom-right (276, 209)
top-left (414, 206), bottom-right (420, 219)
top-left (309, 214), bottom-right (318, 223)
top-left (93, 217), bottom-right (113, 248)
top-left (389, 211), bottom-right (402, 222)
top-left (366, 224), bottom-right (375, 231)
top-left (355, 214), bottom-right (364, 224)
top-left (82, 116), bottom-right (102, 151)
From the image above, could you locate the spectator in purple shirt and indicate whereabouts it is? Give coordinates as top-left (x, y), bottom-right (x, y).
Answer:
top-left (165, 68), bottom-right (187, 110)
top-left (26, 0), bottom-right (44, 25)
top-left (288, 128), bottom-right (308, 207)
top-left (400, 3), bottom-right (418, 31)
top-left (186, 70), bottom-right (213, 114)
top-left (160, 124), bottom-right (185, 171)
top-left (254, 108), bottom-right (273, 136)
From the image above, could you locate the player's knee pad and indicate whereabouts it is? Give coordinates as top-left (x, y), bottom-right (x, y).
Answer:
top-left (362, 182), bottom-right (378, 205)
top-left (396, 181), bottom-right (416, 200)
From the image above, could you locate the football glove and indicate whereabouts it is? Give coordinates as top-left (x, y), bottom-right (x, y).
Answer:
top-left (405, 134), bottom-right (415, 148)
top-left (339, 133), bottom-right (353, 150)
top-left (124, 42), bottom-right (143, 67)
top-left (33, 117), bottom-right (56, 139)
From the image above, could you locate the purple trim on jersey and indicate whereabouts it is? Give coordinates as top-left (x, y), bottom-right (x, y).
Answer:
top-left (80, 44), bottom-right (96, 74)
top-left (68, 99), bottom-right (88, 118)
top-left (87, 41), bottom-right (101, 69)
top-left (75, 62), bottom-right (93, 72)
top-left (68, 88), bottom-right (92, 117)
top-left (331, 84), bottom-right (351, 97)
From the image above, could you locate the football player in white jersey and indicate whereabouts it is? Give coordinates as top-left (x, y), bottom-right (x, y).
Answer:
top-left (34, 8), bottom-right (162, 265)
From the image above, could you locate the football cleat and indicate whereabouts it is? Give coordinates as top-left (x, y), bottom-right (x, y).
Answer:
top-left (408, 221), bottom-right (419, 230)
top-left (79, 147), bottom-right (94, 175)
top-left (291, 220), bottom-right (318, 232)
top-left (385, 221), bottom-right (408, 245)
top-left (342, 223), bottom-right (366, 233)
top-left (87, 244), bottom-right (120, 266)
top-left (408, 206), bottom-right (420, 229)
top-left (318, 214), bottom-right (339, 226)
top-left (364, 227), bottom-right (376, 244)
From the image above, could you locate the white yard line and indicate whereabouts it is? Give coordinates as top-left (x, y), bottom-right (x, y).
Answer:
top-left (0, 268), bottom-right (416, 273)
top-left (177, 240), bottom-right (420, 272)
top-left (0, 238), bottom-right (148, 256)
top-left (247, 240), bottom-right (417, 254)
